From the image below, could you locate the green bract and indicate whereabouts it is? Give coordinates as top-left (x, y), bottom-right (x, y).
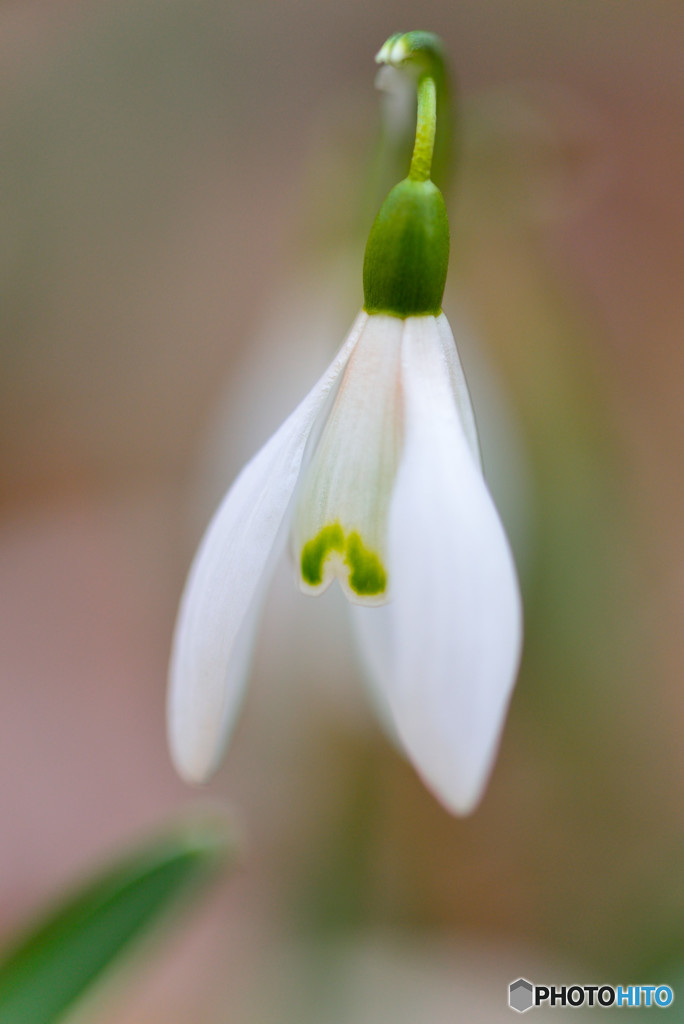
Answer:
top-left (363, 177), bottom-right (449, 318)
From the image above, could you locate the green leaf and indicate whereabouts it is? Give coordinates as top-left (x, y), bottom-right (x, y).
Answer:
top-left (0, 814), bottom-right (236, 1024)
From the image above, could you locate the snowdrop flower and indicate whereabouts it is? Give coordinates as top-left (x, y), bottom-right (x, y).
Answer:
top-left (168, 32), bottom-right (522, 814)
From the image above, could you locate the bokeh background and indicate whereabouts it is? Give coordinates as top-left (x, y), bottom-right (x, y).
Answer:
top-left (1, 1), bottom-right (683, 1020)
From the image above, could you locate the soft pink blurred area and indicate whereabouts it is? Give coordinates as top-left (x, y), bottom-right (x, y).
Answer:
top-left (0, 493), bottom-right (179, 900)
top-left (0, 1), bottom-right (683, 1020)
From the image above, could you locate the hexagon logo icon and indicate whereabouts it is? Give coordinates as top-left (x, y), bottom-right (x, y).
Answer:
top-left (509, 978), bottom-right (534, 1013)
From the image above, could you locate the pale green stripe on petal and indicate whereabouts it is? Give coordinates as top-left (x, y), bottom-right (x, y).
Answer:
top-left (293, 314), bottom-right (403, 606)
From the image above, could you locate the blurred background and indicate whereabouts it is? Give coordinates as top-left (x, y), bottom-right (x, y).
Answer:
top-left (0, 1), bottom-right (683, 1020)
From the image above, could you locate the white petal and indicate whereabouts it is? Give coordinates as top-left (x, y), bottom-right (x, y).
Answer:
top-left (293, 314), bottom-right (403, 606)
top-left (168, 312), bottom-right (368, 783)
top-left (378, 314), bottom-right (523, 814)
top-left (435, 313), bottom-right (482, 468)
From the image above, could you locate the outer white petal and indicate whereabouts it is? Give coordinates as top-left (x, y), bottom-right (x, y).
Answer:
top-left (168, 312), bottom-right (368, 783)
top-left (379, 314), bottom-right (522, 814)
top-left (435, 313), bottom-right (482, 469)
top-left (351, 314), bottom-right (482, 714)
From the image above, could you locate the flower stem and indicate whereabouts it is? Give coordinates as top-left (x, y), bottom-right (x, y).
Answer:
top-left (409, 74), bottom-right (437, 183)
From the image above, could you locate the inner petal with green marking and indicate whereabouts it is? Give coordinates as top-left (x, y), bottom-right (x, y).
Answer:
top-left (293, 314), bottom-right (403, 606)
top-left (301, 524), bottom-right (387, 597)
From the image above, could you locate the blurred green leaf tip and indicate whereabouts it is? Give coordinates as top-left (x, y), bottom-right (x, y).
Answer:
top-left (0, 812), bottom-right (237, 1024)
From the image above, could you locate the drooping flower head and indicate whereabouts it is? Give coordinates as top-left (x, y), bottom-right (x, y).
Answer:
top-left (168, 32), bottom-right (523, 814)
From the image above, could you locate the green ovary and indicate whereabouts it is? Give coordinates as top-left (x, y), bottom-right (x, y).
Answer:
top-left (300, 524), bottom-right (387, 597)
